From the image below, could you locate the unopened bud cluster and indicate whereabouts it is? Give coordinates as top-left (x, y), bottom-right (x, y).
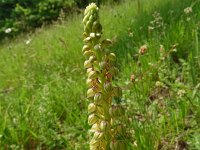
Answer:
top-left (83, 3), bottom-right (128, 150)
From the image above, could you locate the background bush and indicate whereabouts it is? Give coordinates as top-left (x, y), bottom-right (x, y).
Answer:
top-left (0, 0), bottom-right (121, 40)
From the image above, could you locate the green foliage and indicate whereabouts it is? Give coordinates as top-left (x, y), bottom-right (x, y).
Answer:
top-left (0, 0), bottom-right (121, 41)
top-left (0, 0), bottom-right (76, 40)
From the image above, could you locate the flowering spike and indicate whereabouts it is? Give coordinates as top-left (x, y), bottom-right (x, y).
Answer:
top-left (82, 3), bottom-right (129, 150)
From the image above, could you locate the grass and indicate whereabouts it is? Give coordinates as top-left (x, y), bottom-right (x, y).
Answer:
top-left (0, 0), bottom-right (200, 149)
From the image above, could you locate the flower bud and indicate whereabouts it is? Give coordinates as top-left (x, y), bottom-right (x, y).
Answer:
top-left (92, 21), bottom-right (102, 33)
top-left (83, 14), bottom-right (90, 24)
top-left (88, 114), bottom-right (98, 125)
top-left (82, 45), bottom-right (90, 52)
top-left (101, 39), bottom-right (113, 48)
top-left (88, 103), bottom-right (96, 113)
top-left (87, 68), bottom-right (93, 75)
top-left (93, 131), bottom-right (104, 141)
top-left (94, 44), bottom-right (101, 53)
top-left (87, 88), bottom-right (95, 98)
top-left (90, 123), bottom-right (100, 133)
top-left (84, 36), bottom-right (92, 42)
top-left (88, 70), bottom-right (98, 79)
top-left (94, 93), bottom-right (103, 104)
top-left (89, 15), bottom-right (94, 23)
top-left (84, 60), bottom-right (92, 68)
top-left (86, 78), bottom-right (93, 87)
top-left (92, 60), bottom-right (99, 68)
top-left (83, 50), bottom-right (94, 58)
top-left (108, 53), bottom-right (116, 61)
top-left (86, 21), bottom-right (92, 31)
top-left (100, 121), bottom-right (108, 132)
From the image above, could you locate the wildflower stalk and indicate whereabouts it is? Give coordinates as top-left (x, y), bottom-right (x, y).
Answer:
top-left (82, 3), bottom-right (128, 150)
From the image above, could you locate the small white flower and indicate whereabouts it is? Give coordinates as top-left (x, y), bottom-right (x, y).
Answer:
top-left (84, 37), bottom-right (91, 42)
top-left (25, 39), bottom-right (32, 45)
top-left (5, 28), bottom-right (12, 33)
top-left (184, 7), bottom-right (192, 14)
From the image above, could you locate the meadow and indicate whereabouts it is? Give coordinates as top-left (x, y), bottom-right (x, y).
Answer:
top-left (0, 0), bottom-right (200, 149)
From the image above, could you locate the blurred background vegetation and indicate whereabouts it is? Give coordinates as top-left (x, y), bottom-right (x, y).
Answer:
top-left (0, 0), bottom-right (122, 40)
